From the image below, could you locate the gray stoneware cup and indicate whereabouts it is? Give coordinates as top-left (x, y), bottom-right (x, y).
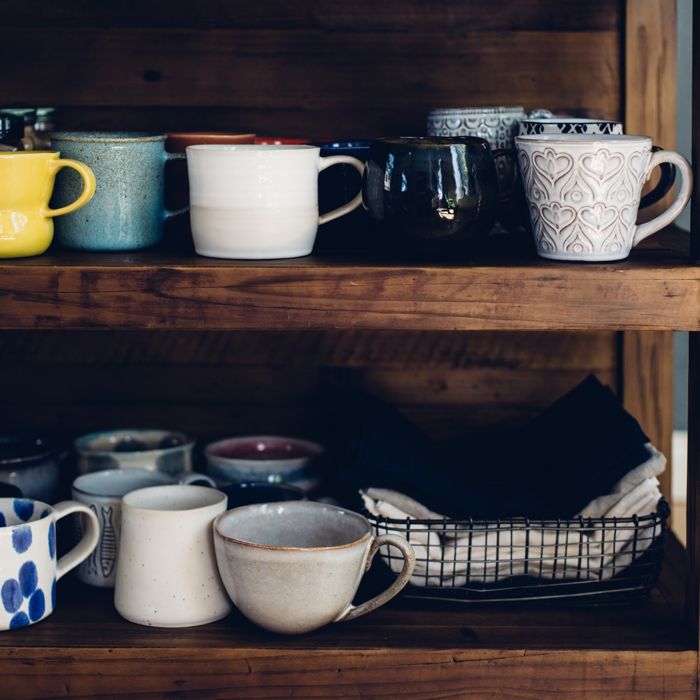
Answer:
top-left (213, 501), bottom-right (416, 634)
top-left (72, 468), bottom-right (215, 587)
top-left (49, 132), bottom-right (187, 251)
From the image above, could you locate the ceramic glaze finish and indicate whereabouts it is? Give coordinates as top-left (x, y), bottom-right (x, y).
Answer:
top-left (0, 497), bottom-right (98, 631)
top-left (518, 118), bottom-right (624, 136)
top-left (75, 429), bottom-right (194, 475)
top-left (0, 435), bottom-right (63, 503)
top-left (515, 134), bottom-right (693, 261)
top-left (214, 501), bottom-right (415, 634)
top-left (50, 132), bottom-right (184, 251)
top-left (114, 485), bottom-right (231, 628)
top-left (0, 151), bottom-right (95, 258)
top-left (426, 107), bottom-right (526, 149)
top-left (187, 145), bottom-right (364, 259)
top-left (205, 435), bottom-right (323, 493)
top-left (72, 469), bottom-right (215, 588)
top-left (363, 137), bottom-right (499, 256)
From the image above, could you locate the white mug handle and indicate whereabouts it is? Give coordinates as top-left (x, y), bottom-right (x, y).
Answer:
top-left (633, 150), bottom-right (693, 246)
top-left (178, 471), bottom-right (217, 487)
top-left (318, 155), bottom-right (365, 225)
top-left (52, 500), bottom-right (100, 580)
top-left (334, 534), bottom-right (415, 623)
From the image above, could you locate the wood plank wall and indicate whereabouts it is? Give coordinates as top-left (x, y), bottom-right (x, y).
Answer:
top-left (0, 1), bottom-right (659, 502)
top-left (0, 0), bottom-right (623, 136)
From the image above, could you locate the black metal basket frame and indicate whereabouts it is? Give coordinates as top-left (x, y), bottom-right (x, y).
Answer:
top-left (367, 500), bottom-right (669, 605)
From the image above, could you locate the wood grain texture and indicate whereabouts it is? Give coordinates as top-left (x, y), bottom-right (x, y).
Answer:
top-left (0, 0), bottom-right (622, 136)
top-left (0, 245), bottom-right (696, 331)
top-left (0, 535), bottom-right (693, 699)
top-left (0, 0), bottom-right (623, 31)
top-left (0, 331), bottom-right (617, 442)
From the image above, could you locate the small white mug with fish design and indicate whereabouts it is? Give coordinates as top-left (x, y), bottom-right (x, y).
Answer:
top-left (71, 468), bottom-right (215, 587)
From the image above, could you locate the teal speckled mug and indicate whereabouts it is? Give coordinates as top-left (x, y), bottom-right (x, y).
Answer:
top-left (49, 132), bottom-right (186, 251)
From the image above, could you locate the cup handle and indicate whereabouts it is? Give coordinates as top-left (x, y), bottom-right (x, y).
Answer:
top-left (163, 151), bottom-right (190, 219)
top-left (318, 155), bottom-right (365, 225)
top-left (334, 534), bottom-right (415, 623)
top-left (52, 500), bottom-right (100, 581)
top-left (639, 147), bottom-right (676, 210)
top-left (42, 159), bottom-right (96, 218)
top-left (633, 150), bottom-right (693, 246)
top-left (178, 471), bottom-right (217, 487)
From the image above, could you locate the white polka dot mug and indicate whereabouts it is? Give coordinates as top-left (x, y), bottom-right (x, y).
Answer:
top-left (0, 498), bottom-right (99, 631)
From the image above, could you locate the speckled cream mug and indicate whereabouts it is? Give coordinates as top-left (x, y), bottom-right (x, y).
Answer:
top-left (213, 501), bottom-right (416, 634)
top-left (114, 485), bottom-right (231, 627)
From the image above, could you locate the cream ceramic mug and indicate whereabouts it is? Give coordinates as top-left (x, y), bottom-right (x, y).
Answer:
top-left (213, 501), bottom-right (416, 634)
top-left (515, 134), bottom-right (692, 261)
top-left (186, 144), bottom-right (365, 259)
top-left (114, 485), bottom-right (231, 627)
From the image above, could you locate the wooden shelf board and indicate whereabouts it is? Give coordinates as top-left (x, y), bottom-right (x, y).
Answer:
top-left (0, 534), bottom-right (695, 698)
top-left (0, 228), bottom-right (697, 333)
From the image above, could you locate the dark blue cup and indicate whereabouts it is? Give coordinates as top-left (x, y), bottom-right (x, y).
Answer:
top-left (314, 140), bottom-right (371, 251)
top-left (220, 481), bottom-right (305, 509)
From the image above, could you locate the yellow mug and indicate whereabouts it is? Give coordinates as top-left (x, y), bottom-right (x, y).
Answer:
top-left (0, 151), bottom-right (96, 258)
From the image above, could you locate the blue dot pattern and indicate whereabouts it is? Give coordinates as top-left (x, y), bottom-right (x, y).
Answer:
top-left (13, 499), bottom-right (34, 522)
top-left (28, 590), bottom-right (45, 622)
top-left (9, 612), bottom-right (29, 629)
top-left (51, 579), bottom-right (56, 610)
top-left (12, 526), bottom-right (32, 554)
top-left (48, 522), bottom-right (55, 559)
top-left (0, 513), bottom-right (5, 528)
top-left (1, 579), bottom-right (22, 613)
top-left (19, 562), bottom-right (37, 598)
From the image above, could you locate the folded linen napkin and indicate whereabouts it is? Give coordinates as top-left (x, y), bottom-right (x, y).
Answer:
top-left (362, 444), bottom-right (665, 586)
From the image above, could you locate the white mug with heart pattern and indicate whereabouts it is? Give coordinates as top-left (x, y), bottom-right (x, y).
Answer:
top-left (514, 134), bottom-right (692, 261)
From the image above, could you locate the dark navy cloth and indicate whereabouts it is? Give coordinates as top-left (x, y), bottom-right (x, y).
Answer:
top-left (330, 376), bottom-right (650, 519)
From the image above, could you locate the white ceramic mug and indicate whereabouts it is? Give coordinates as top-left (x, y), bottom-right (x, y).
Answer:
top-left (213, 501), bottom-right (415, 634)
top-left (515, 134), bottom-right (692, 261)
top-left (0, 497), bottom-right (99, 630)
top-left (72, 468), bottom-right (216, 588)
top-left (186, 144), bottom-right (365, 259)
top-left (114, 484), bottom-right (231, 627)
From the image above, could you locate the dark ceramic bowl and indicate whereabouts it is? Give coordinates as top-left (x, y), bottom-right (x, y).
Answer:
top-left (0, 434), bottom-right (62, 503)
top-left (220, 481), bottom-right (305, 509)
top-left (363, 137), bottom-right (499, 257)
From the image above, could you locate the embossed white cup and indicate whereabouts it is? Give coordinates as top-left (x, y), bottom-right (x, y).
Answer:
top-left (515, 134), bottom-right (692, 261)
top-left (187, 144), bottom-right (365, 259)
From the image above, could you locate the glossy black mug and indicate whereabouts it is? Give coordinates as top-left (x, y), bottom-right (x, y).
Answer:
top-left (363, 137), bottom-right (499, 257)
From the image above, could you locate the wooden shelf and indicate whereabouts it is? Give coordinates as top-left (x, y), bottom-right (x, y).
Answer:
top-left (0, 534), bottom-right (695, 698)
top-left (0, 228), bottom-right (696, 332)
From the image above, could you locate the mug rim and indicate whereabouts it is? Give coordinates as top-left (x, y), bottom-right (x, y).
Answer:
top-left (166, 132), bottom-right (256, 140)
top-left (373, 136), bottom-right (490, 148)
top-left (0, 497), bottom-right (53, 528)
top-left (204, 435), bottom-right (324, 462)
top-left (186, 144), bottom-right (318, 153)
top-left (122, 484), bottom-right (226, 513)
top-left (72, 468), bottom-right (174, 498)
top-left (0, 150), bottom-right (60, 159)
top-left (515, 134), bottom-right (651, 145)
top-left (428, 106), bottom-right (525, 116)
top-left (213, 501), bottom-right (372, 552)
top-left (49, 132), bottom-right (166, 143)
top-left (74, 428), bottom-right (194, 456)
top-left (519, 117), bottom-right (622, 125)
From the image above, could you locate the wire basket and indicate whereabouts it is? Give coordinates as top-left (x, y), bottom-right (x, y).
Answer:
top-left (367, 500), bottom-right (669, 605)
